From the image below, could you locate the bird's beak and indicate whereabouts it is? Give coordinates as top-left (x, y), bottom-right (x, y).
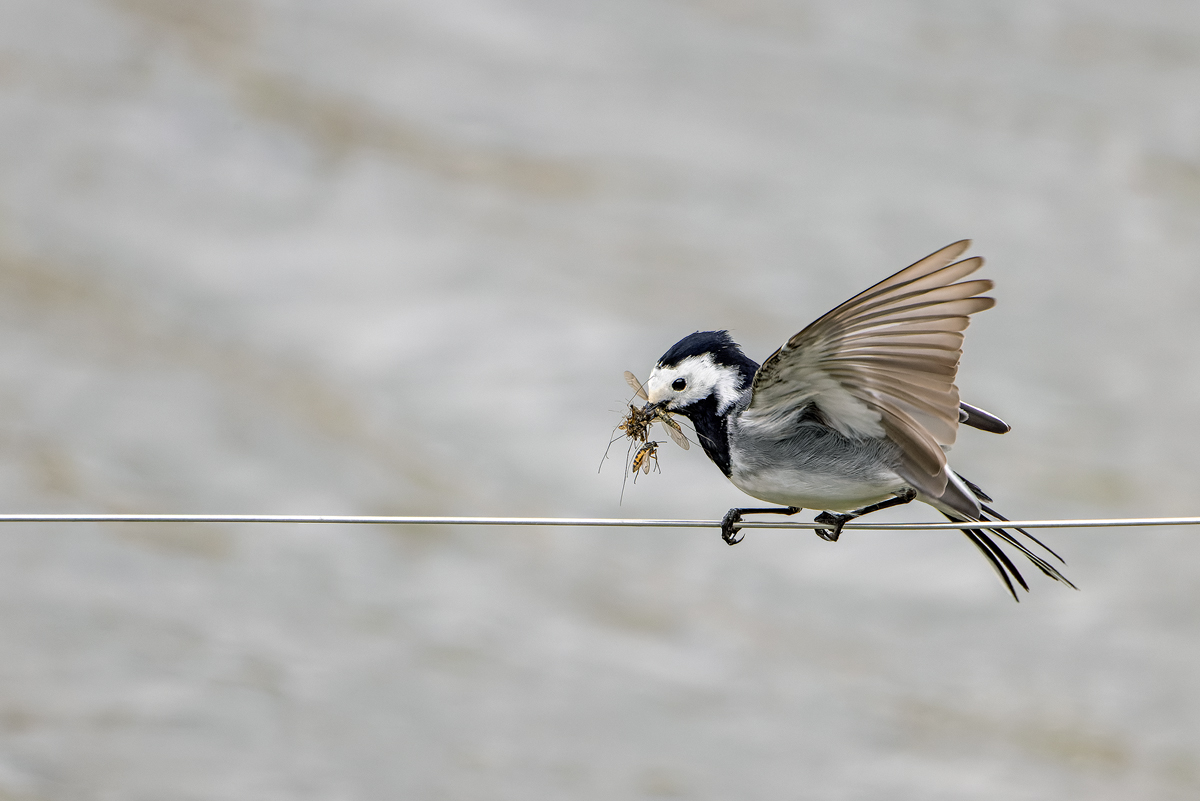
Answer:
top-left (643, 400), bottom-right (667, 415)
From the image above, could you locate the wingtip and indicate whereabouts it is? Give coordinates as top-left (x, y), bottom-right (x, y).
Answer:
top-left (944, 239), bottom-right (972, 259)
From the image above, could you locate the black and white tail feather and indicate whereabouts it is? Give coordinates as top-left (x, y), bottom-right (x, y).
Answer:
top-left (949, 473), bottom-right (1075, 601)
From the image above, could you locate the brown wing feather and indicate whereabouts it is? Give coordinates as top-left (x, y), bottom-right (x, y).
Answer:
top-left (746, 241), bottom-right (994, 496)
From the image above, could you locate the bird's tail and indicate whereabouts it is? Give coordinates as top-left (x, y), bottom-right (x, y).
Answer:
top-left (947, 474), bottom-right (1077, 602)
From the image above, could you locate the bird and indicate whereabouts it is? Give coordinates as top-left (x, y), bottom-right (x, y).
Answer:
top-left (635, 240), bottom-right (1074, 600)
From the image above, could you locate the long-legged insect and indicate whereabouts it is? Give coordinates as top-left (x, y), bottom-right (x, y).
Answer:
top-left (623, 371), bottom-right (690, 450)
top-left (599, 371), bottom-right (694, 501)
top-left (617, 402), bottom-right (655, 442)
top-left (630, 440), bottom-right (660, 477)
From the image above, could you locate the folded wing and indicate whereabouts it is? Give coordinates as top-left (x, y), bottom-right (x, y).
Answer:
top-left (743, 240), bottom-right (994, 500)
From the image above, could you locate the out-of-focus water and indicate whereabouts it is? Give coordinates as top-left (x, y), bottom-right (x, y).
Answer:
top-left (1, 0), bottom-right (1199, 798)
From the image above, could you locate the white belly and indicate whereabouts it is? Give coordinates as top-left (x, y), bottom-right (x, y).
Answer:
top-left (728, 464), bottom-right (907, 511)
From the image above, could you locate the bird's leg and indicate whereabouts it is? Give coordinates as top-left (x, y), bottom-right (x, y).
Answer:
top-left (813, 489), bottom-right (917, 542)
top-left (721, 506), bottom-right (802, 546)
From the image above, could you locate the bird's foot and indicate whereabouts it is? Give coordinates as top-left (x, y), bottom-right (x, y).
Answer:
top-left (814, 511), bottom-right (853, 542)
top-left (721, 506), bottom-right (802, 545)
top-left (721, 509), bottom-right (745, 546)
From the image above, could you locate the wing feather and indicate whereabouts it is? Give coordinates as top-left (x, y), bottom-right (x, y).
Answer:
top-left (839, 366), bottom-right (956, 394)
top-left (839, 332), bottom-right (965, 349)
top-left (745, 241), bottom-right (994, 495)
top-left (837, 241), bottom-right (972, 304)
top-left (830, 297), bottom-right (995, 332)
top-left (824, 278), bottom-right (994, 324)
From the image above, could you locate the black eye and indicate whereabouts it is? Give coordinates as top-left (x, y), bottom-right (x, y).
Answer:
top-left (672, 378), bottom-right (687, 391)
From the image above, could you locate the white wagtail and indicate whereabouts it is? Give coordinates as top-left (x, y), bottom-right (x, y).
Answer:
top-left (636, 241), bottom-right (1073, 600)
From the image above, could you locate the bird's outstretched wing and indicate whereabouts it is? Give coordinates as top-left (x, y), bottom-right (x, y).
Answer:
top-left (743, 240), bottom-right (993, 500)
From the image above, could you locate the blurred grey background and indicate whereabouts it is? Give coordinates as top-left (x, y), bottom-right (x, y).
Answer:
top-left (1, 0), bottom-right (1199, 798)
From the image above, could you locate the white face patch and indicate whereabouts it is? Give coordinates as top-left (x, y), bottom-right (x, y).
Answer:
top-left (645, 354), bottom-right (746, 415)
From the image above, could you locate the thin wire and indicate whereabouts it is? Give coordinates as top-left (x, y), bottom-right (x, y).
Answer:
top-left (0, 514), bottom-right (1196, 530)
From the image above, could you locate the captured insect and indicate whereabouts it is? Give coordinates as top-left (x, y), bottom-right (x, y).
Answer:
top-left (621, 371), bottom-right (690, 451)
top-left (630, 440), bottom-right (660, 477)
top-left (617, 402), bottom-right (655, 443)
top-left (600, 371), bottom-right (693, 497)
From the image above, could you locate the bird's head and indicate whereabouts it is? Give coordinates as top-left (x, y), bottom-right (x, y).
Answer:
top-left (643, 331), bottom-right (759, 418)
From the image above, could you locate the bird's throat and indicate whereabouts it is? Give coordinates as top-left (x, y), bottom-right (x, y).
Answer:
top-left (682, 395), bottom-right (732, 477)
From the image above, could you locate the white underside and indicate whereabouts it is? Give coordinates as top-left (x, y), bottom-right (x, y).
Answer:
top-left (728, 464), bottom-right (909, 512)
